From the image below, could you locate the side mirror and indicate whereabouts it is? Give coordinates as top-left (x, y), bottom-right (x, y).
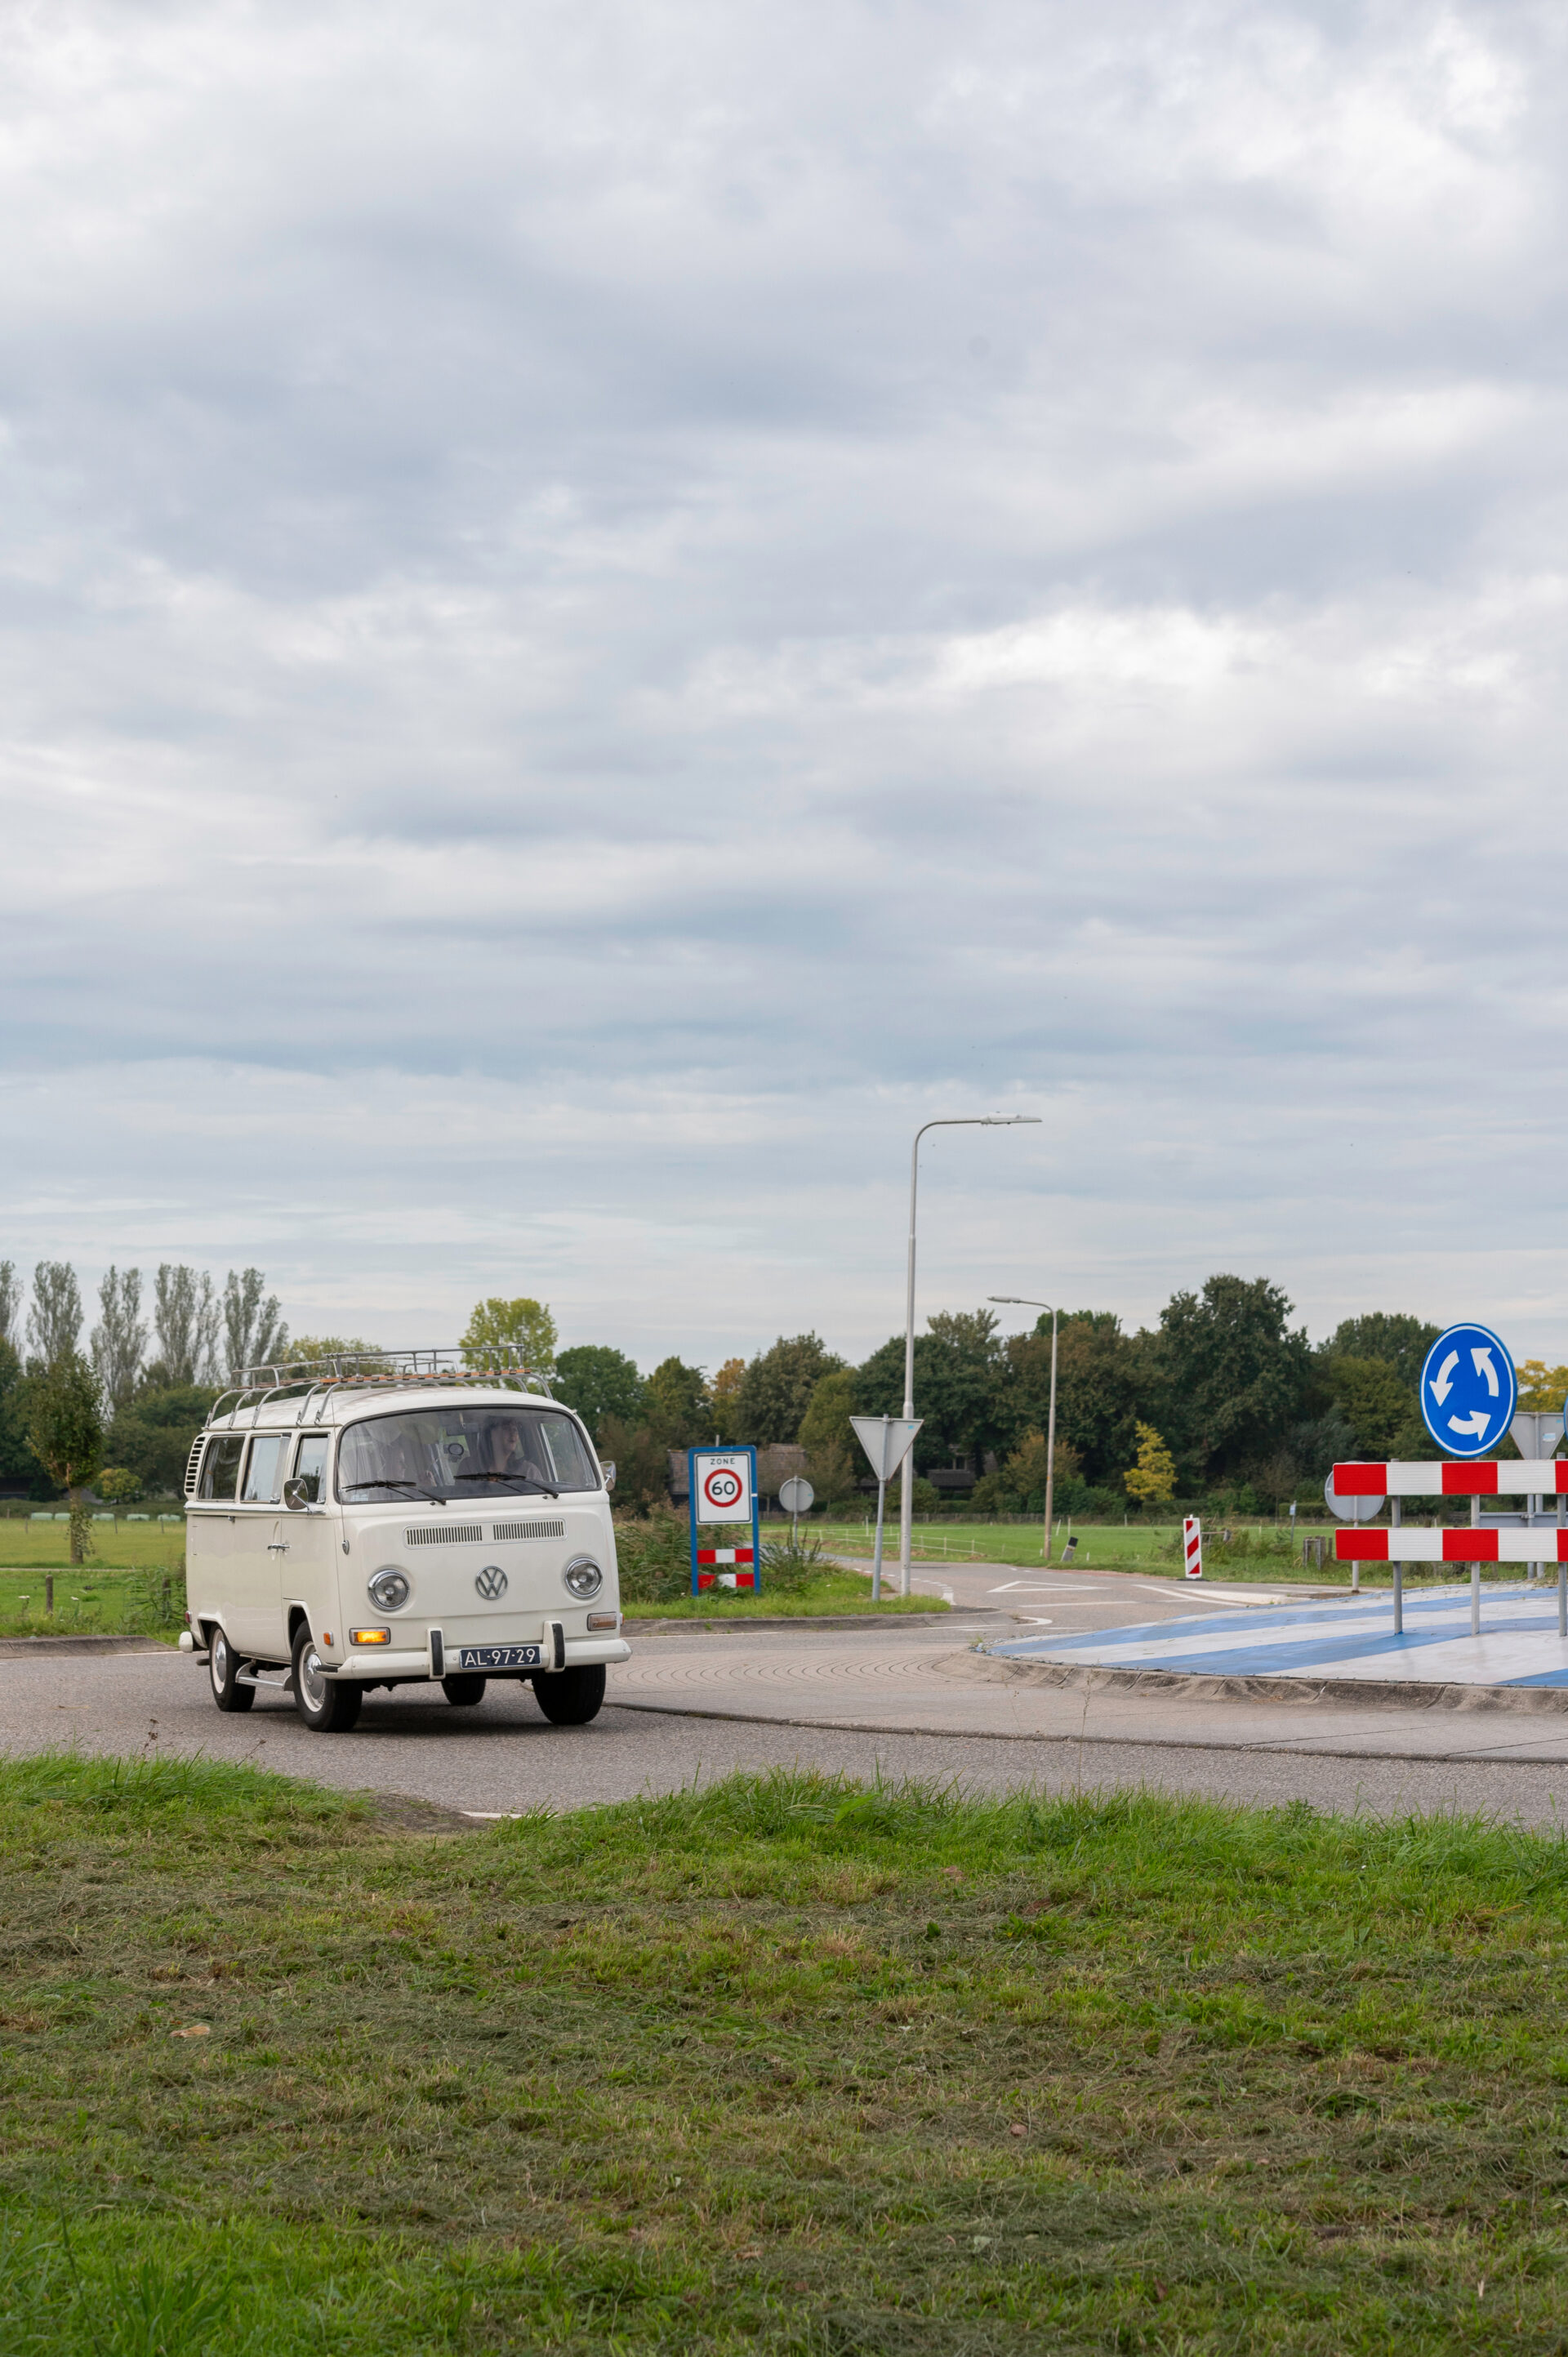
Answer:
top-left (283, 1477), bottom-right (310, 1511)
top-left (601, 1460), bottom-right (617, 1493)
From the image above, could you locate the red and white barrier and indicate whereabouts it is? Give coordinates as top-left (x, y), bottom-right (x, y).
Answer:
top-left (1338, 1527), bottom-right (1568, 1564)
top-left (696, 1544), bottom-right (755, 1593)
top-left (1334, 1460), bottom-right (1568, 1497)
top-left (1183, 1516), bottom-right (1202, 1580)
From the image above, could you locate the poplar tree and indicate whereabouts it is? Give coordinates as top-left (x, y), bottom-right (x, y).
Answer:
top-left (25, 1351), bottom-right (104, 1584)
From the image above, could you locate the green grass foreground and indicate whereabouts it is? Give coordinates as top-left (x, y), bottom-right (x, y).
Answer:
top-left (7, 1759), bottom-right (1568, 2351)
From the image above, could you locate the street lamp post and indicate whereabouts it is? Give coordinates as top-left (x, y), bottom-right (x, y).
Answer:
top-left (898, 1115), bottom-right (1040, 1597)
top-left (989, 1296), bottom-right (1058, 1566)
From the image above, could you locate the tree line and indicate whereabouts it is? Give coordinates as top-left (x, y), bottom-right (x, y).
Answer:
top-left (5, 1267), bottom-right (1560, 1526)
top-left (0, 1259), bottom-right (291, 1506)
top-left (543, 1277), bottom-right (1566, 1519)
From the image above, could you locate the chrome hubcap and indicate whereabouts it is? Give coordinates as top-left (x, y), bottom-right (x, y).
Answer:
top-left (212, 1633), bottom-right (229, 1689)
top-left (300, 1644), bottom-right (329, 1712)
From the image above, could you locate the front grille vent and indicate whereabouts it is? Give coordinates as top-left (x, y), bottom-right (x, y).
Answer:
top-left (404, 1524), bottom-right (485, 1546)
top-left (492, 1519), bottom-right (567, 1541)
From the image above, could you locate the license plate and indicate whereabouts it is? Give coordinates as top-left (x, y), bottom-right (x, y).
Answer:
top-left (457, 1643), bottom-right (544, 1671)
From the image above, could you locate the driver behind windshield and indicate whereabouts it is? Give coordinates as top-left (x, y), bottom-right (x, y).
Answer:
top-left (483, 1415), bottom-right (553, 1488)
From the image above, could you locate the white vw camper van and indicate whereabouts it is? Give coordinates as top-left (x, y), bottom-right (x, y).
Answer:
top-left (180, 1352), bottom-right (629, 1732)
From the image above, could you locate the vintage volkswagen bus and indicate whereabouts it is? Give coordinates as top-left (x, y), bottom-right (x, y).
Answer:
top-left (180, 1352), bottom-right (628, 1732)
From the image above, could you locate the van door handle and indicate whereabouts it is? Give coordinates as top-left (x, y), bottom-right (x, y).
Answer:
top-left (267, 1542), bottom-right (288, 1555)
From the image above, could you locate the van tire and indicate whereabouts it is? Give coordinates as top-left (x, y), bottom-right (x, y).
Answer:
top-left (208, 1627), bottom-right (255, 1714)
top-left (292, 1626), bottom-right (363, 1733)
top-left (441, 1674), bottom-right (487, 1707)
top-left (531, 1665), bottom-right (606, 1726)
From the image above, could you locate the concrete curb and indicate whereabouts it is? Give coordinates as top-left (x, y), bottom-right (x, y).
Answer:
top-left (604, 1695), bottom-right (1568, 1764)
top-left (0, 1633), bottom-right (172, 1657)
top-left (623, 1611), bottom-right (989, 1635)
top-left (972, 1652), bottom-right (1568, 1717)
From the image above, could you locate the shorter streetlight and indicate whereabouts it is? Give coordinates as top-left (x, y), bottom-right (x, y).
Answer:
top-left (989, 1296), bottom-right (1058, 1566)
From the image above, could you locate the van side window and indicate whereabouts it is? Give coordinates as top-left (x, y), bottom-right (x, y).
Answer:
top-left (293, 1434), bottom-right (328, 1504)
top-left (242, 1435), bottom-right (287, 1504)
top-left (198, 1436), bottom-right (245, 1500)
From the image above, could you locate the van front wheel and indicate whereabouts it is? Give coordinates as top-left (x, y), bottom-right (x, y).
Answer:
top-left (292, 1627), bottom-right (363, 1733)
top-left (531, 1665), bottom-right (606, 1726)
top-left (208, 1627), bottom-right (255, 1714)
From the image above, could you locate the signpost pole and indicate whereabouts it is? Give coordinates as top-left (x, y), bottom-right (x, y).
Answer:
top-left (1392, 1497), bottom-right (1402, 1637)
top-left (1471, 1495), bottom-right (1481, 1638)
top-left (871, 1419), bottom-right (890, 1603)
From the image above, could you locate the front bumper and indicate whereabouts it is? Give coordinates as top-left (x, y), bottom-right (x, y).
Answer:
top-left (331, 1635), bottom-right (631, 1680)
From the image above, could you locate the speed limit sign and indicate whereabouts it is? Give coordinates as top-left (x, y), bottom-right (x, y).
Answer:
top-left (693, 1450), bottom-right (754, 1522)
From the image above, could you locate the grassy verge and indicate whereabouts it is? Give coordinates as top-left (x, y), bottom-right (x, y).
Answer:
top-left (8, 1755), bottom-right (1568, 2349)
top-left (629, 1569), bottom-right (944, 1619)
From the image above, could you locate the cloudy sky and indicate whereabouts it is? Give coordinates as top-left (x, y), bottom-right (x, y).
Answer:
top-left (2, 0), bottom-right (1566, 1371)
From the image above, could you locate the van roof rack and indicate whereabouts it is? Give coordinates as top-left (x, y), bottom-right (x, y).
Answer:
top-left (209, 1348), bottom-right (558, 1428)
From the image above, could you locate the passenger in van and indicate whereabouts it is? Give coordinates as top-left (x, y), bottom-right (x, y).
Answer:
top-left (483, 1415), bottom-right (556, 1492)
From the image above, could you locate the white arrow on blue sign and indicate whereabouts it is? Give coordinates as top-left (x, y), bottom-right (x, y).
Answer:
top-left (1419, 1322), bottom-right (1517, 1459)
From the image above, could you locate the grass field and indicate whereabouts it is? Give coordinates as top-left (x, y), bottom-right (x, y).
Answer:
top-left (0, 1520), bottom-right (185, 1571)
top-left (818, 1519), bottom-right (1341, 1579)
top-left (7, 1755), bottom-right (1568, 2351)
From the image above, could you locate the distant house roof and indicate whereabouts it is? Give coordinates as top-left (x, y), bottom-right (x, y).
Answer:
top-left (666, 1443), bottom-right (808, 1501)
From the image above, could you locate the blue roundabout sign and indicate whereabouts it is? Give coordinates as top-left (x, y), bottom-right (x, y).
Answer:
top-left (1419, 1322), bottom-right (1517, 1459)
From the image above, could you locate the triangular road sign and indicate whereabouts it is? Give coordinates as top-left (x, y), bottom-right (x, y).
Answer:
top-left (849, 1415), bottom-right (923, 1483)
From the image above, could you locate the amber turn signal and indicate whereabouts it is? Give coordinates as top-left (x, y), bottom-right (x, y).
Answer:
top-left (348, 1628), bottom-right (390, 1646)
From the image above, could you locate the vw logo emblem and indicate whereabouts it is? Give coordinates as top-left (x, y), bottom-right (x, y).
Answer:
top-left (474, 1565), bottom-right (508, 1602)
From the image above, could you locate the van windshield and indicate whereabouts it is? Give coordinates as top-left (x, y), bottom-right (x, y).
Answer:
top-left (337, 1407), bottom-right (599, 1504)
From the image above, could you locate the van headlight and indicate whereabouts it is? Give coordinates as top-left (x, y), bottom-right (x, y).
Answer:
top-left (368, 1566), bottom-right (412, 1612)
top-left (562, 1557), bottom-right (603, 1600)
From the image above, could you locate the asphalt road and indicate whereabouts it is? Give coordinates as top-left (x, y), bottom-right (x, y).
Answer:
top-left (9, 1605), bottom-right (1568, 1827)
top-left (878, 1555), bottom-right (1305, 1619)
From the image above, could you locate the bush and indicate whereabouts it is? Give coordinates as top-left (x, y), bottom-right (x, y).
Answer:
top-left (611, 1503), bottom-right (693, 1603)
top-left (756, 1529), bottom-right (831, 1594)
top-left (103, 1384), bottom-right (219, 1496)
top-left (127, 1560), bottom-right (186, 1630)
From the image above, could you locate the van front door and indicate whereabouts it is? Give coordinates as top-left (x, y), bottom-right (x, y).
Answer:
top-left (277, 1434), bottom-right (336, 1655)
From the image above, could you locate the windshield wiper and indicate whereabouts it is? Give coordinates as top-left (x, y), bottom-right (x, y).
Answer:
top-left (347, 1480), bottom-right (447, 1503)
top-left (452, 1473), bottom-right (560, 1498)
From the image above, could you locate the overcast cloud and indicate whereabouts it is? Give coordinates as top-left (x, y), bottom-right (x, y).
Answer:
top-left (3, 0), bottom-right (1567, 1367)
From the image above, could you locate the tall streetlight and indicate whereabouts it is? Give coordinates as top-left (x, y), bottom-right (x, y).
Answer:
top-left (989, 1297), bottom-right (1058, 1567)
top-left (899, 1115), bottom-right (1040, 1596)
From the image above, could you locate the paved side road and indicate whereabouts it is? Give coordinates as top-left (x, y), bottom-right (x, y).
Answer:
top-left (8, 1639), bottom-right (1568, 1828)
top-left (831, 1555), bottom-right (1309, 1618)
